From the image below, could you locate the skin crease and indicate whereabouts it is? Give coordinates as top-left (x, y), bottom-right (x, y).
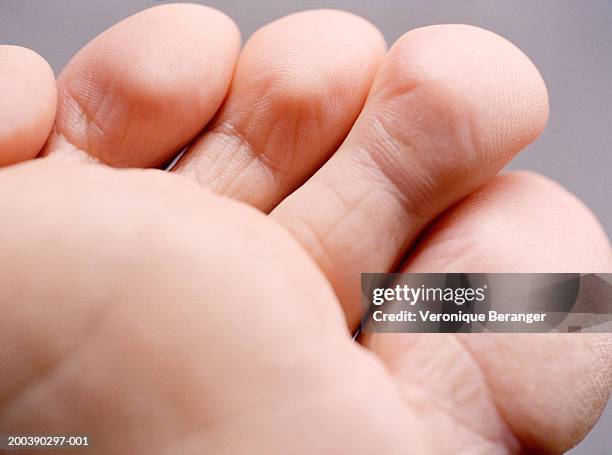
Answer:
top-left (1, 3), bottom-right (611, 454)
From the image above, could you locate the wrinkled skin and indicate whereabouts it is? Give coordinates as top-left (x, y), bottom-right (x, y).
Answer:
top-left (0, 4), bottom-right (610, 454)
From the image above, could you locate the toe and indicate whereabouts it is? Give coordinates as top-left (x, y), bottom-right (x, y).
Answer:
top-left (44, 3), bottom-right (240, 168)
top-left (173, 9), bottom-right (387, 211)
top-left (367, 172), bottom-right (611, 453)
top-left (0, 46), bottom-right (56, 166)
top-left (272, 25), bottom-right (549, 327)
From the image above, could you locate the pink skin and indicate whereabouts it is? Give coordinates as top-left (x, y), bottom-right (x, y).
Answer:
top-left (1, 4), bottom-right (610, 454)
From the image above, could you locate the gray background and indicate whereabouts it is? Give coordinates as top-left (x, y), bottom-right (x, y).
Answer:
top-left (1, 0), bottom-right (610, 453)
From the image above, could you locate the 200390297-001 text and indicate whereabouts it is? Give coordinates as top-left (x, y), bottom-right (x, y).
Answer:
top-left (1, 434), bottom-right (90, 450)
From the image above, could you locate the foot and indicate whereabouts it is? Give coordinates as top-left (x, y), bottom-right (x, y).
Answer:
top-left (1, 5), bottom-right (610, 454)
